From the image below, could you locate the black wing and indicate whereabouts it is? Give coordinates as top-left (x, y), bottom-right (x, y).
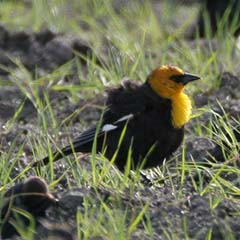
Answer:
top-left (32, 111), bottom-right (135, 167)
top-left (33, 81), bottom-right (149, 167)
top-left (66, 112), bottom-right (135, 152)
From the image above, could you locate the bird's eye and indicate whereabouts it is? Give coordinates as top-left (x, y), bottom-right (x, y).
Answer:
top-left (170, 75), bottom-right (183, 83)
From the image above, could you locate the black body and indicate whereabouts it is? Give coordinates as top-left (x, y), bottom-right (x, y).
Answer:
top-left (37, 81), bottom-right (184, 171)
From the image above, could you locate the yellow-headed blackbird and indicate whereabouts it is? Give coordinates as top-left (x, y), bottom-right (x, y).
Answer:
top-left (1, 177), bottom-right (56, 239)
top-left (34, 65), bottom-right (200, 171)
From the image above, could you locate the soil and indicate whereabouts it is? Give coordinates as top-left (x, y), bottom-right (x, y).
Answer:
top-left (0, 25), bottom-right (240, 240)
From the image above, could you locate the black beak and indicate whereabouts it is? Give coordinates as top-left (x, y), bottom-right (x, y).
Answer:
top-left (171, 73), bottom-right (200, 85)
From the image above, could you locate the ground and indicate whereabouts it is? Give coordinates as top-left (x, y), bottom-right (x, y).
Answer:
top-left (0, 1), bottom-right (240, 239)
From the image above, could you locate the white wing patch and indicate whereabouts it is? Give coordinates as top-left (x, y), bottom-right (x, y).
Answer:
top-left (102, 114), bottom-right (134, 133)
top-left (102, 124), bottom-right (118, 132)
top-left (115, 114), bottom-right (134, 123)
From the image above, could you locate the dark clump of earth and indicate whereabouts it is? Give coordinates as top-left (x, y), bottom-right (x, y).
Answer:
top-left (0, 24), bottom-right (239, 239)
top-left (186, 0), bottom-right (240, 38)
top-left (0, 25), bottom-right (95, 75)
top-left (0, 25), bottom-right (102, 129)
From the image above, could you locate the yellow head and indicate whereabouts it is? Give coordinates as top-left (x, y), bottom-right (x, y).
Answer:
top-left (147, 65), bottom-right (199, 99)
top-left (147, 65), bottom-right (200, 128)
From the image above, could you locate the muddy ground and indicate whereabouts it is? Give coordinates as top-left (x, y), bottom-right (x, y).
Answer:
top-left (0, 23), bottom-right (240, 240)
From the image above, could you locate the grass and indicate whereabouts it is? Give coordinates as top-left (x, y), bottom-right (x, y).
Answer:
top-left (0, 0), bottom-right (240, 239)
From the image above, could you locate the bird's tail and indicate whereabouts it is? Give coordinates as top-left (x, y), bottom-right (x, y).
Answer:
top-left (32, 145), bottom-right (75, 168)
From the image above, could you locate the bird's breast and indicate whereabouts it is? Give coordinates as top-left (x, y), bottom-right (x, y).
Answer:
top-left (171, 93), bottom-right (192, 128)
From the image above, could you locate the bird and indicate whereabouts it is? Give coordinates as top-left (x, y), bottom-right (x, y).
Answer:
top-left (1, 176), bottom-right (57, 239)
top-left (33, 65), bottom-right (200, 171)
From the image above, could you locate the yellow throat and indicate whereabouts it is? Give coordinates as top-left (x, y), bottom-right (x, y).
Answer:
top-left (171, 92), bottom-right (192, 128)
top-left (147, 65), bottom-right (197, 129)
